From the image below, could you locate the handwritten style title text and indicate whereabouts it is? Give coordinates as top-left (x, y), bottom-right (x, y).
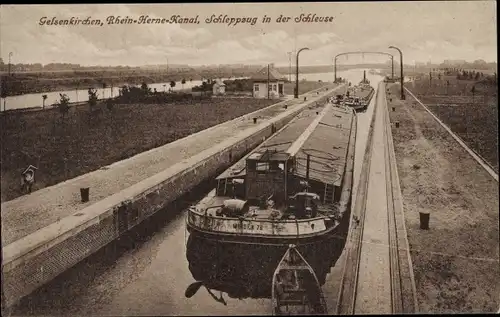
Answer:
top-left (38, 14), bottom-right (335, 27)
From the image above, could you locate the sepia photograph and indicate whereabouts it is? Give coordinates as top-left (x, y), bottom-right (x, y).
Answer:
top-left (0, 1), bottom-right (498, 315)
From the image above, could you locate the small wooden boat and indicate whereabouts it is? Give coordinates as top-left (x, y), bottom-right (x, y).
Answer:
top-left (271, 244), bottom-right (328, 315)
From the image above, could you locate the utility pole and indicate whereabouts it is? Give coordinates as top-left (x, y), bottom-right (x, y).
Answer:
top-left (287, 52), bottom-right (292, 82)
top-left (8, 52), bottom-right (13, 76)
top-left (332, 57), bottom-right (334, 78)
top-left (391, 55), bottom-right (394, 80)
top-left (3, 52), bottom-right (13, 112)
top-left (334, 56), bottom-right (337, 82)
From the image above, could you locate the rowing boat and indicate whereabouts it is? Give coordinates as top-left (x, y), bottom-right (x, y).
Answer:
top-left (271, 244), bottom-right (328, 315)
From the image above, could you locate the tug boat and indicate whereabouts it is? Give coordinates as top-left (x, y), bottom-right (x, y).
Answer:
top-left (186, 98), bottom-right (357, 297)
top-left (359, 70), bottom-right (371, 87)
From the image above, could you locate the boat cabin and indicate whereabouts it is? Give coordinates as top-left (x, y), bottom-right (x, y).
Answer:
top-left (215, 149), bottom-right (293, 203)
top-left (210, 105), bottom-right (354, 222)
top-left (245, 150), bottom-right (293, 206)
top-left (214, 147), bottom-right (338, 220)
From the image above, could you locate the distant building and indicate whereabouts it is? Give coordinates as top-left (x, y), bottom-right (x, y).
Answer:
top-left (251, 64), bottom-right (286, 99)
top-left (212, 79), bottom-right (226, 95)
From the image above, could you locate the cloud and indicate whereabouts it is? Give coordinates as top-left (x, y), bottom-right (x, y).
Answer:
top-left (0, 3), bottom-right (497, 66)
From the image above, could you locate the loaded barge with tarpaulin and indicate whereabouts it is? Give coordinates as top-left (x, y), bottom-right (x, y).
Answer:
top-left (185, 99), bottom-right (357, 296)
top-left (344, 70), bottom-right (375, 112)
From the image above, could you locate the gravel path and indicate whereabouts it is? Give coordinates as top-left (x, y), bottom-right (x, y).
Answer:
top-left (387, 83), bottom-right (499, 313)
top-left (1, 86), bottom-right (339, 246)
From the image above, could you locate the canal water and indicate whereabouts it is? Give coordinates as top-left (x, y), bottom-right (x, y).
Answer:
top-left (0, 77), bottom-right (248, 112)
top-left (0, 69), bottom-right (380, 112)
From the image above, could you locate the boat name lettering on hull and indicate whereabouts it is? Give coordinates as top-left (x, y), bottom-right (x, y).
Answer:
top-left (233, 223), bottom-right (263, 231)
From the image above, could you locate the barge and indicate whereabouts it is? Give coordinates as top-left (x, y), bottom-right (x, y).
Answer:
top-left (343, 71), bottom-right (375, 112)
top-left (185, 99), bottom-right (357, 298)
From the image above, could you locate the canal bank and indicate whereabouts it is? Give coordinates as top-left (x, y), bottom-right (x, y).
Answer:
top-left (1, 84), bottom-right (344, 308)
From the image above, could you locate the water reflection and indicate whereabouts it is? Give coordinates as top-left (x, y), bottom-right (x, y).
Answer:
top-left (184, 227), bottom-right (349, 305)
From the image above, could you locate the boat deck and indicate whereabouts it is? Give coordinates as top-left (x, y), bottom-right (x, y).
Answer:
top-left (348, 85), bottom-right (374, 101)
top-left (217, 103), bottom-right (355, 187)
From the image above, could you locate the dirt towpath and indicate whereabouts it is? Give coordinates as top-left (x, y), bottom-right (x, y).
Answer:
top-left (386, 83), bottom-right (499, 313)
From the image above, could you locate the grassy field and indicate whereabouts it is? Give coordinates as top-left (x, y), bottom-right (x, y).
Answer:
top-left (386, 83), bottom-right (499, 313)
top-left (407, 75), bottom-right (498, 171)
top-left (0, 98), bottom-right (276, 202)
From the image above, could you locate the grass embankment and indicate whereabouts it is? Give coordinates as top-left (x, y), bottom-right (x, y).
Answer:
top-left (407, 75), bottom-right (498, 171)
top-left (386, 83), bottom-right (499, 313)
top-left (0, 98), bottom-right (276, 202)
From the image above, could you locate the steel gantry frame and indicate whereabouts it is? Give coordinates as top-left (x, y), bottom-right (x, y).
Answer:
top-left (334, 51), bottom-right (394, 82)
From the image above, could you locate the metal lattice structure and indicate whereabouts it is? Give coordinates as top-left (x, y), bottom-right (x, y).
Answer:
top-left (333, 51), bottom-right (395, 81)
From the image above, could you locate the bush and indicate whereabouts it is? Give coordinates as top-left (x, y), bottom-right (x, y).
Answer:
top-left (58, 93), bottom-right (70, 118)
top-left (106, 99), bottom-right (114, 111)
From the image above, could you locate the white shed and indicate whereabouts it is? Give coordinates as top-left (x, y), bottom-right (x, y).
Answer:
top-left (251, 64), bottom-right (286, 99)
top-left (212, 79), bottom-right (226, 95)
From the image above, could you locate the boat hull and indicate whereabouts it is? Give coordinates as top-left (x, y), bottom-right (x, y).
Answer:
top-left (184, 102), bottom-right (357, 300)
top-left (185, 213), bottom-right (350, 299)
top-left (272, 245), bottom-right (327, 315)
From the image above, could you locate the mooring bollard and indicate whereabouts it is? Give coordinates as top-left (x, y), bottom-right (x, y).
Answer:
top-left (316, 111), bottom-right (319, 115)
top-left (253, 118), bottom-right (257, 124)
top-left (284, 104), bottom-right (288, 109)
top-left (80, 187), bottom-right (90, 203)
top-left (392, 107), bottom-right (395, 112)
top-left (317, 91), bottom-right (319, 95)
top-left (395, 121), bottom-right (400, 128)
top-left (304, 97), bottom-right (307, 101)
top-left (419, 210), bottom-right (430, 230)
top-left (390, 98), bottom-right (392, 102)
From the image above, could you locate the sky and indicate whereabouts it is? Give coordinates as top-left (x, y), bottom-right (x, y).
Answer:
top-left (0, 2), bottom-right (497, 67)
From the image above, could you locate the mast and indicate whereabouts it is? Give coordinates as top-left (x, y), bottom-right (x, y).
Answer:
top-left (306, 154), bottom-right (311, 184)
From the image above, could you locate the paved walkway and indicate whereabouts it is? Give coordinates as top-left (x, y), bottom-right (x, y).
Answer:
top-left (1, 85), bottom-right (341, 246)
top-left (337, 82), bottom-right (417, 314)
top-left (353, 84), bottom-right (392, 314)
